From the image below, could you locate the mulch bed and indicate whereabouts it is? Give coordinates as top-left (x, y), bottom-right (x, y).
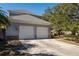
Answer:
top-left (0, 37), bottom-right (32, 56)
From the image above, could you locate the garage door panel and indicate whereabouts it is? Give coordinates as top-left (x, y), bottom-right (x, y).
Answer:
top-left (37, 27), bottom-right (48, 38)
top-left (19, 26), bottom-right (34, 39)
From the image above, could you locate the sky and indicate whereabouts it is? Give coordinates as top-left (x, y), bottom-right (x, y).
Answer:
top-left (0, 3), bottom-right (58, 15)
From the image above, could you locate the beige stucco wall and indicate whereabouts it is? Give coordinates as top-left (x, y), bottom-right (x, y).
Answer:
top-left (6, 23), bottom-right (18, 36)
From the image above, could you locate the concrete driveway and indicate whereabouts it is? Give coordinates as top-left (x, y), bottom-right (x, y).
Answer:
top-left (20, 39), bottom-right (79, 56)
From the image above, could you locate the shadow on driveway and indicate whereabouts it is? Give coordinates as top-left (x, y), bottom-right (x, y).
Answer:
top-left (20, 39), bottom-right (52, 40)
top-left (32, 53), bottom-right (56, 56)
top-left (13, 44), bottom-right (37, 50)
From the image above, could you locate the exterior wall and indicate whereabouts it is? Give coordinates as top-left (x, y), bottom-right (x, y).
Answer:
top-left (6, 22), bottom-right (51, 39)
top-left (48, 27), bottom-right (51, 38)
top-left (6, 23), bottom-right (18, 36)
top-left (62, 31), bottom-right (72, 35)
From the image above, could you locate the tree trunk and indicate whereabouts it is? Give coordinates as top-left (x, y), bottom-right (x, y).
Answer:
top-left (1, 29), bottom-right (6, 44)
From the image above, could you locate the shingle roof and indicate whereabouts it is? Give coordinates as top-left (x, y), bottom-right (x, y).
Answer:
top-left (8, 10), bottom-right (33, 15)
top-left (8, 10), bottom-right (50, 26)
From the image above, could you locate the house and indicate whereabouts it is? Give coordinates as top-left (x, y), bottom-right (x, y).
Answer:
top-left (6, 10), bottom-right (51, 39)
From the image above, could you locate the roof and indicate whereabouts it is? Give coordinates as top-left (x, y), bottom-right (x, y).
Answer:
top-left (8, 10), bottom-right (33, 15)
top-left (8, 10), bottom-right (50, 26)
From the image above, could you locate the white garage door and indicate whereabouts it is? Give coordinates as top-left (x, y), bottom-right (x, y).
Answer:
top-left (19, 26), bottom-right (34, 39)
top-left (37, 27), bottom-right (49, 38)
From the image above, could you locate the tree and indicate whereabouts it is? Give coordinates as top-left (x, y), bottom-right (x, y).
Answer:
top-left (0, 8), bottom-right (10, 44)
top-left (42, 3), bottom-right (79, 36)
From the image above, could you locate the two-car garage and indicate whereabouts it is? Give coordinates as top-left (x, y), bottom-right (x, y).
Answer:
top-left (19, 25), bottom-right (49, 39)
top-left (7, 10), bottom-right (51, 39)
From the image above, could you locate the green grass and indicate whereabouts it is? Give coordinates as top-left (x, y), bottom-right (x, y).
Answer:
top-left (53, 34), bottom-right (79, 43)
top-left (62, 35), bottom-right (79, 43)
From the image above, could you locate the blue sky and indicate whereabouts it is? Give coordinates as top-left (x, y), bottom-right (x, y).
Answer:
top-left (0, 3), bottom-right (58, 15)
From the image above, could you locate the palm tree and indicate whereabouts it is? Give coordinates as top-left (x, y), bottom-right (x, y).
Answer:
top-left (0, 8), bottom-right (10, 44)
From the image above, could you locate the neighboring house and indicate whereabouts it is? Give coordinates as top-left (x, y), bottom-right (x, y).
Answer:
top-left (62, 31), bottom-right (72, 35)
top-left (6, 10), bottom-right (51, 39)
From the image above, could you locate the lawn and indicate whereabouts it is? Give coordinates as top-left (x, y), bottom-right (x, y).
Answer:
top-left (54, 35), bottom-right (79, 46)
